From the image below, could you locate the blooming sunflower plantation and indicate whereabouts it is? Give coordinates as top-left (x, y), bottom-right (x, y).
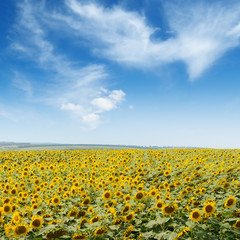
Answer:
top-left (0, 149), bottom-right (240, 239)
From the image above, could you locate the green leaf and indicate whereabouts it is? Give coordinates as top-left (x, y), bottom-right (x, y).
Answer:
top-left (157, 217), bottom-right (170, 225)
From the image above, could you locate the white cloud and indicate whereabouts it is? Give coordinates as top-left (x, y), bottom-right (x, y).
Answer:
top-left (91, 98), bottom-right (115, 112)
top-left (12, 72), bottom-right (33, 97)
top-left (57, 0), bottom-right (240, 79)
top-left (60, 89), bottom-right (125, 129)
top-left (61, 103), bottom-right (83, 112)
top-left (91, 90), bottom-right (125, 112)
top-left (11, 0), bottom-right (126, 129)
top-left (0, 106), bottom-right (17, 122)
top-left (82, 113), bottom-right (99, 124)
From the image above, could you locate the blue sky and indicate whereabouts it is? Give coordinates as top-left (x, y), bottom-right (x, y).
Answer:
top-left (1, 0), bottom-right (240, 148)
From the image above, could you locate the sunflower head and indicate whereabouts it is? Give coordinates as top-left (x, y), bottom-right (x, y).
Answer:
top-left (30, 216), bottom-right (42, 229)
top-left (82, 197), bottom-right (91, 206)
top-left (3, 204), bottom-right (12, 214)
top-left (203, 203), bottom-right (215, 216)
top-left (90, 216), bottom-right (100, 223)
top-left (52, 196), bottom-right (61, 206)
top-left (79, 218), bottom-right (88, 228)
top-left (224, 196), bottom-right (236, 208)
top-left (123, 225), bottom-right (134, 237)
top-left (13, 225), bottom-right (28, 237)
top-left (134, 191), bottom-right (144, 201)
top-left (190, 209), bottom-right (202, 221)
top-left (102, 191), bottom-right (112, 201)
top-left (124, 194), bottom-right (131, 202)
top-left (162, 203), bottom-right (178, 216)
top-left (72, 233), bottom-right (87, 240)
top-left (122, 204), bottom-right (131, 214)
top-left (233, 220), bottom-right (240, 230)
top-left (93, 227), bottom-right (107, 236)
top-left (125, 211), bottom-right (134, 222)
top-left (155, 200), bottom-right (164, 209)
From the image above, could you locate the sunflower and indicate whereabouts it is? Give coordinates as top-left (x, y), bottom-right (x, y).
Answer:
top-left (224, 197), bottom-right (236, 208)
top-left (30, 216), bottom-right (42, 230)
top-left (0, 207), bottom-right (4, 218)
top-left (77, 210), bottom-right (87, 218)
top-left (155, 200), bottom-right (164, 209)
top-left (176, 227), bottom-right (190, 239)
top-left (123, 194), bottom-right (132, 202)
top-left (102, 190), bottom-right (112, 201)
top-left (164, 170), bottom-right (170, 176)
top-left (34, 179), bottom-right (40, 185)
top-left (121, 204), bottom-right (131, 214)
top-left (106, 207), bottom-right (116, 217)
top-left (134, 191), bottom-right (144, 201)
top-left (13, 225), bottom-right (28, 237)
top-left (52, 196), bottom-right (61, 206)
top-left (112, 217), bottom-right (123, 225)
top-left (72, 233), bottom-right (87, 240)
top-left (10, 188), bottom-right (18, 195)
top-left (68, 208), bottom-right (78, 218)
top-left (93, 227), bottom-right (107, 236)
top-left (192, 201), bottom-right (201, 207)
top-left (203, 203), bottom-right (215, 216)
top-left (3, 203), bottom-right (12, 214)
top-left (115, 190), bottom-right (123, 198)
top-left (125, 211), bottom-right (134, 222)
top-left (108, 199), bottom-right (116, 207)
top-left (162, 203), bottom-right (178, 216)
top-left (149, 189), bottom-right (157, 197)
top-left (90, 216), bottom-right (100, 223)
top-left (31, 203), bottom-right (38, 211)
top-left (233, 220), bottom-right (240, 230)
top-left (79, 218), bottom-right (88, 228)
top-left (163, 181), bottom-right (169, 188)
top-left (123, 225), bottom-right (134, 237)
top-left (11, 212), bottom-right (22, 225)
top-left (190, 209), bottom-right (202, 221)
top-left (82, 197), bottom-right (91, 206)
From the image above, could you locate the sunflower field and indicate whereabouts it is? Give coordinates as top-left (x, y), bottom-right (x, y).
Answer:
top-left (0, 149), bottom-right (240, 239)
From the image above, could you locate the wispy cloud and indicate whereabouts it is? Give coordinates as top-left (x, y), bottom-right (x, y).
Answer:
top-left (0, 106), bottom-right (17, 122)
top-left (52, 0), bottom-right (240, 79)
top-left (60, 89), bottom-right (125, 129)
top-left (11, 0), bottom-right (125, 128)
top-left (12, 72), bottom-right (33, 97)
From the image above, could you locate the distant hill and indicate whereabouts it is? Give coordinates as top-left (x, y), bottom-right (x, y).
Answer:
top-left (0, 142), bottom-right (152, 151)
top-left (0, 141), bottom-right (201, 151)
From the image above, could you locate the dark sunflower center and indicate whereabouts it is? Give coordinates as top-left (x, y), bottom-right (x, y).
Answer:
top-left (123, 206), bottom-right (129, 212)
top-left (15, 226), bottom-right (27, 235)
top-left (126, 214), bottom-right (133, 220)
top-left (96, 228), bottom-right (105, 235)
top-left (136, 192), bottom-right (143, 199)
top-left (205, 205), bottom-right (213, 212)
top-left (70, 211), bottom-right (77, 217)
top-left (165, 206), bottom-right (175, 213)
top-left (105, 193), bottom-right (110, 198)
top-left (78, 211), bottom-right (86, 217)
top-left (73, 233), bottom-right (86, 239)
top-left (92, 217), bottom-right (99, 222)
top-left (192, 212), bottom-right (200, 218)
top-left (4, 205), bottom-right (10, 212)
top-left (83, 199), bottom-right (90, 204)
top-left (157, 202), bottom-right (163, 208)
top-left (32, 219), bottom-right (41, 227)
top-left (227, 199), bottom-right (234, 206)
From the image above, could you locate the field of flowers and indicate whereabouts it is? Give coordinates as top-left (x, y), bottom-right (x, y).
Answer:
top-left (0, 149), bottom-right (240, 239)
